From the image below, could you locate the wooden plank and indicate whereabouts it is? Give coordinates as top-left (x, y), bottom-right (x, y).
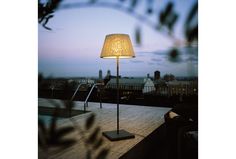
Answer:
top-left (38, 98), bottom-right (171, 159)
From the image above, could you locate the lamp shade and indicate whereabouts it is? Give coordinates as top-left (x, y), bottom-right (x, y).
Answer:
top-left (100, 34), bottom-right (135, 58)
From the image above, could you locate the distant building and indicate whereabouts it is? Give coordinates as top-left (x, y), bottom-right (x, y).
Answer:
top-left (105, 77), bottom-right (155, 94)
top-left (72, 78), bottom-right (95, 85)
top-left (154, 79), bottom-right (198, 96)
top-left (154, 79), bottom-right (168, 95)
top-left (154, 70), bottom-right (160, 80)
top-left (99, 69), bottom-right (103, 80)
top-left (143, 78), bottom-right (156, 93)
top-left (166, 81), bottom-right (198, 96)
top-left (107, 70), bottom-right (111, 77)
top-left (163, 74), bottom-right (175, 81)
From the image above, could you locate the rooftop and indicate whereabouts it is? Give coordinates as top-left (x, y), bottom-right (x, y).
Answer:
top-left (38, 98), bottom-right (171, 159)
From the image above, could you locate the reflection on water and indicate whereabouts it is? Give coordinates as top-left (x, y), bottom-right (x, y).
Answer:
top-left (38, 115), bottom-right (65, 126)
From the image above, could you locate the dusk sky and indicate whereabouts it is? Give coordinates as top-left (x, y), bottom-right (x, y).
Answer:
top-left (38, 0), bottom-right (198, 78)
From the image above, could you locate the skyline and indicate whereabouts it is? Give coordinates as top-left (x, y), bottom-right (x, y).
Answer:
top-left (39, 0), bottom-right (198, 77)
top-left (39, 67), bottom-right (198, 79)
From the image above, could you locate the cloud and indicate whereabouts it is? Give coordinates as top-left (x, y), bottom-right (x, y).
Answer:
top-left (130, 60), bottom-right (144, 63)
top-left (147, 62), bottom-right (156, 66)
top-left (151, 58), bottom-right (163, 62)
top-left (186, 56), bottom-right (198, 62)
top-left (148, 61), bottom-right (164, 66)
top-left (136, 51), bottom-right (166, 56)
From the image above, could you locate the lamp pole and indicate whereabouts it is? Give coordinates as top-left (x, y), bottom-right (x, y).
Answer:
top-left (116, 56), bottom-right (119, 134)
top-left (101, 34), bottom-right (135, 141)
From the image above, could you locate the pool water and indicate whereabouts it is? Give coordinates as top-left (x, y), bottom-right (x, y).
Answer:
top-left (38, 115), bottom-right (65, 126)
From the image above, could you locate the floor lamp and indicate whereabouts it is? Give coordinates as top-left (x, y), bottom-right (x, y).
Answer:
top-left (100, 34), bottom-right (135, 141)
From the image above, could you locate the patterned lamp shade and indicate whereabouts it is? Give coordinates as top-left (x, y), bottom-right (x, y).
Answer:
top-left (100, 34), bottom-right (135, 58)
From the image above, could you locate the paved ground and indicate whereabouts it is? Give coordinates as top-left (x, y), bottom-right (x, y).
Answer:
top-left (38, 98), bottom-right (171, 159)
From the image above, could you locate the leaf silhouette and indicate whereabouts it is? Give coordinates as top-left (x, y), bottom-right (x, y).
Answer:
top-left (63, 100), bottom-right (75, 109)
top-left (93, 138), bottom-right (104, 150)
top-left (165, 2), bottom-right (173, 16)
top-left (159, 1), bottom-right (178, 33)
top-left (160, 2), bottom-right (173, 24)
top-left (85, 113), bottom-right (95, 130)
top-left (55, 126), bottom-right (75, 139)
top-left (47, 0), bottom-right (62, 11)
top-left (38, 0), bottom-right (62, 30)
top-left (167, 13), bottom-right (178, 31)
top-left (186, 25), bottom-right (198, 42)
top-left (86, 127), bottom-right (100, 144)
top-left (47, 99), bottom-right (61, 108)
top-left (42, 13), bottom-right (53, 30)
top-left (95, 148), bottom-right (109, 159)
top-left (57, 139), bottom-right (77, 148)
top-left (146, 0), bottom-right (153, 14)
top-left (186, 2), bottom-right (198, 25)
top-left (38, 119), bottom-right (47, 148)
top-left (86, 150), bottom-right (92, 159)
top-left (135, 26), bottom-right (141, 45)
top-left (63, 100), bottom-right (75, 117)
top-left (129, 0), bottom-right (138, 11)
top-left (168, 49), bottom-right (181, 62)
top-left (49, 112), bottom-right (58, 140)
top-left (90, 0), bottom-right (97, 3)
top-left (131, 0), bottom-right (138, 7)
top-left (38, 119), bottom-right (46, 134)
top-left (185, 2), bottom-right (198, 43)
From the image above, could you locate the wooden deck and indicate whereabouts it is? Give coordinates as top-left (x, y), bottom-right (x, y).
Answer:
top-left (38, 98), bottom-right (171, 159)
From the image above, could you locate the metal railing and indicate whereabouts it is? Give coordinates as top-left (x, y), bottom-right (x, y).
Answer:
top-left (84, 83), bottom-right (103, 112)
top-left (70, 83), bottom-right (87, 101)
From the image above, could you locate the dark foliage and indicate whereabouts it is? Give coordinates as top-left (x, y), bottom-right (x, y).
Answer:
top-left (86, 127), bottom-right (101, 144)
top-left (168, 48), bottom-right (180, 62)
top-left (185, 2), bottom-right (198, 43)
top-left (146, 0), bottom-right (153, 14)
top-left (83, 113), bottom-right (109, 159)
top-left (86, 150), bottom-right (92, 159)
top-left (38, 107), bottom-right (76, 150)
top-left (135, 26), bottom-right (141, 45)
top-left (38, 76), bottom-right (109, 158)
top-left (63, 99), bottom-right (75, 117)
top-left (96, 148), bottom-right (109, 159)
top-left (93, 138), bottom-right (104, 150)
top-left (38, 0), bottom-right (62, 30)
top-left (85, 113), bottom-right (95, 130)
top-left (129, 0), bottom-right (139, 11)
top-left (38, 73), bottom-right (44, 84)
top-left (159, 2), bottom-right (179, 34)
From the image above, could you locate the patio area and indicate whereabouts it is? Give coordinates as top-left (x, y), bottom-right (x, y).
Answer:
top-left (38, 98), bottom-right (171, 159)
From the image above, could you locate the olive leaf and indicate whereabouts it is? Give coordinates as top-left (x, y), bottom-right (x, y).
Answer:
top-left (95, 148), bottom-right (109, 159)
top-left (185, 2), bottom-right (198, 43)
top-left (129, 0), bottom-right (139, 10)
top-left (92, 138), bottom-right (104, 150)
top-left (63, 100), bottom-right (75, 117)
top-left (135, 26), bottom-right (141, 45)
top-left (86, 127), bottom-right (100, 144)
top-left (38, 106), bottom-right (76, 149)
top-left (146, 0), bottom-right (153, 14)
top-left (85, 113), bottom-right (95, 130)
top-left (168, 48), bottom-right (181, 62)
top-left (38, 0), bottom-right (62, 30)
top-left (54, 126), bottom-right (75, 139)
top-left (86, 150), bottom-right (92, 159)
top-left (56, 139), bottom-right (77, 148)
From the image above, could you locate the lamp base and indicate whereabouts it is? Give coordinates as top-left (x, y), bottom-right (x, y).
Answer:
top-left (102, 129), bottom-right (135, 141)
